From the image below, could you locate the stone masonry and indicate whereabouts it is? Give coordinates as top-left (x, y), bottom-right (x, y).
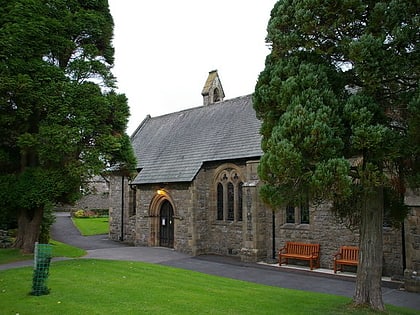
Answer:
top-left (109, 158), bottom-right (411, 278)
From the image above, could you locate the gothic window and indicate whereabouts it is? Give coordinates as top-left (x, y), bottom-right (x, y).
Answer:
top-left (217, 183), bottom-right (224, 220)
top-left (215, 167), bottom-right (243, 222)
top-left (237, 182), bottom-right (243, 221)
top-left (227, 182), bottom-right (234, 221)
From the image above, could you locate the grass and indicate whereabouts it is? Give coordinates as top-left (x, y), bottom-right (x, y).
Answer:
top-left (0, 215), bottom-right (100, 264)
top-left (71, 217), bottom-right (109, 236)
top-left (49, 240), bottom-right (86, 258)
top-left (0, 248), bottom-right (33, 265)
top-left (0, 240), bottom-right (86, 265)
top-left (0, 259), bottom-right (416, 315)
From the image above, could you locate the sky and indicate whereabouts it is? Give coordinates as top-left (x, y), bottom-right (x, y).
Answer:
top-left (108, 1), bottom-right (277, 135)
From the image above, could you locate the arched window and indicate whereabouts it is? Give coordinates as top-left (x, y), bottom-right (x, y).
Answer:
top-left (217, 183), bottom-right (224, 220)
top-left (237, 182), bottom-right (243, 221)
top-left (227, 182), bottom-right (234, 221)
top-left (215, 167), bottom-right (243, 222)
top-left (213, 88), bottom-right (220, 102)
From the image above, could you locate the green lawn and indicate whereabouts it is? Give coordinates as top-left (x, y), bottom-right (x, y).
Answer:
top-left (0, 248), bottom-right (33, 265)
top-left (0, 216), bottom-right (104, 265)
top-left (0, 259), bottom-right (417, 315)
top-left (71, 217), bottom-right (109, 236)
top-left (0, 240), bottom-right (85, 265)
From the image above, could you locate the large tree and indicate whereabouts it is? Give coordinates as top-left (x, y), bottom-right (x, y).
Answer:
top-left (254, 0), bottom-right (418, 311)
top-left (0, 0), bottom-right (136, 253)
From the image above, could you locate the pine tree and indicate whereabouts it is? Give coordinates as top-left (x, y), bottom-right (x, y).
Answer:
top-left (254, 0), bottom-right (419, 311)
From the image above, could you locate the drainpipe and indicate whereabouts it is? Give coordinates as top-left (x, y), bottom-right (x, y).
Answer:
top-left (272, 210), bottom-right (276, 260)
top-left (402, 220), bottom-right (406, 271)
top-left (120, 175), bottom-right (124, 241)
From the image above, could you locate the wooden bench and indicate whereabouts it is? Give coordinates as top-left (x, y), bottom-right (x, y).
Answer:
top-left (333, 246), bottom-right (359, 274)
top-left (278, 242), bottom-right (320, 270)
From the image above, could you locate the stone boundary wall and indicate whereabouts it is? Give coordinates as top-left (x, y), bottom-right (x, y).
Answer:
top-left (0, 229), bottom-right (12, 248)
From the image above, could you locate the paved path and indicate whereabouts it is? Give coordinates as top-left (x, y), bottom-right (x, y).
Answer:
top-left (1, 212), bottom-right (419, 311)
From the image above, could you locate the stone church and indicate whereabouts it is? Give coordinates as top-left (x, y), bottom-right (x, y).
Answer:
top-left (108, 70), bottom-right (420, 280)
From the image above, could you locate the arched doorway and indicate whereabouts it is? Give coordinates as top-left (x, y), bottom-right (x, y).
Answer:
top-left (159, 200), bottom-right (174, 248)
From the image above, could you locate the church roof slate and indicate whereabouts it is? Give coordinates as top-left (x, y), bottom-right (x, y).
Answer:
top-left (130, 94), bottom-right (263, 184)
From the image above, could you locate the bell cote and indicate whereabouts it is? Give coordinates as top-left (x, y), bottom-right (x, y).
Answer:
top-left (201, 70), bottom-right (225, 105)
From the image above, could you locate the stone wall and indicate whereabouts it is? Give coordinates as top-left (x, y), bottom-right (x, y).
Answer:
top-left (108, 162), bottom-right (414, 278)
top-left (201, 160), bottom-right (249, 257)
top-left (108, 175), bottom-right (123, 241)
top-left (241, 160), bottom-right (270, 262)
top-left (403, 189), bottom-right (420, 292)
top-left (269, 203), bottom-right (403, 276)
top-left (405, 207), bottom-right (420, 272)
top-left (113, 160), bottom-right (254, 258)
top-left (0, 229), bottom-right (12, 248)
top-left (133, 182), bottom-right (194, 254)
top-left (55, 175), bottom-right (110, 212)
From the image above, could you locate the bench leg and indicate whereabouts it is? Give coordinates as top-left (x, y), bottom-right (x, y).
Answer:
top-left (278, 253), bottom-right (289, 267)
top-left (334, 262), bottom-right (340, 274)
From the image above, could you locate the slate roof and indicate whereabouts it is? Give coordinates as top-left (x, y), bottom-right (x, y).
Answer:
top-left (130, 94), bottom-right (262, 184)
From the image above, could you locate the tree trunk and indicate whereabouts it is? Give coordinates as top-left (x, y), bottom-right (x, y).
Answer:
top-left (14, 207), bottom-right (44, 254)
top-left (354, 187), bottom-right (385, 311)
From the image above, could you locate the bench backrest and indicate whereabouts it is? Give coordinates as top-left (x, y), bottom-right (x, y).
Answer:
top-left (340, 246), bottom-right (359, 261)
top-left (286, 242), bottom-right (320, 255)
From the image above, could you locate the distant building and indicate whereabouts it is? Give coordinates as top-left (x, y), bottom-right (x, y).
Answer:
top-left (55, 175), bottom-right (110, 213)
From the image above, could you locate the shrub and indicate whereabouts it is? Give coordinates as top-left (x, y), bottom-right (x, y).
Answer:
top-left (72, 209), bottom-right (108, 218)
top-left (73, 210), bottom-right (87, 218)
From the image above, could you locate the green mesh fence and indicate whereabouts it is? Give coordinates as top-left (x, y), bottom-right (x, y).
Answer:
top-left (31, 243), bottom-right (52, 296)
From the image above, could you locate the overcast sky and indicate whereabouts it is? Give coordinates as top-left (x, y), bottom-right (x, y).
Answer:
top-left (108, 1), bottom-right (277, 135)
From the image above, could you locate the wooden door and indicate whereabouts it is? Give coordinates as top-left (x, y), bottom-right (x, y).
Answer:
top-left (159, 200), bottom-right (174, 248)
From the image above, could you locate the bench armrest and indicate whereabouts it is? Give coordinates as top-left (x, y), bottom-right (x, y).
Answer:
top-left (333, 252), bottom-right (342, 260)
top-left (311, 251), bottom-right (320, 258)
top-left (278, 246), bottom-right (287, 254)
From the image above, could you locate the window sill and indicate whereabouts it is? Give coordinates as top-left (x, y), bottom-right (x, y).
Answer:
top-left (281, 223), bottom-right (310, 230)
top-left (213, 220), bottom-right (243, 226)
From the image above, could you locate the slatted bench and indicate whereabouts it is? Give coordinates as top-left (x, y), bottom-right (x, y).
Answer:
top-left (333, 246), bottom-right (359, 273)
top-left (278, 242), bottom-right (320, 270)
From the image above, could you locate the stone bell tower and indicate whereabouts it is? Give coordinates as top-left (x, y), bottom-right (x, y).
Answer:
top-left (201, 70), bottom-right (225, 105)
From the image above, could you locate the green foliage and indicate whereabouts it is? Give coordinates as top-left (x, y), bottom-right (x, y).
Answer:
top-left (72, 208), bottom-right (108, 218)
top-left (0, 0), bottom-right (136, 249)
top-left (255, 3), bottom-right (418, 307)
top-left (73, 210), bottom-right (86, 218)
top-left (254, 0), bottom-right (418, 222)
top-left (39, 205), bottom-right (56, 244)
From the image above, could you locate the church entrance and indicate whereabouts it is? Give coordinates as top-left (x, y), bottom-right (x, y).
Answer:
top-left (159, 200), bottom-right (174, 248)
